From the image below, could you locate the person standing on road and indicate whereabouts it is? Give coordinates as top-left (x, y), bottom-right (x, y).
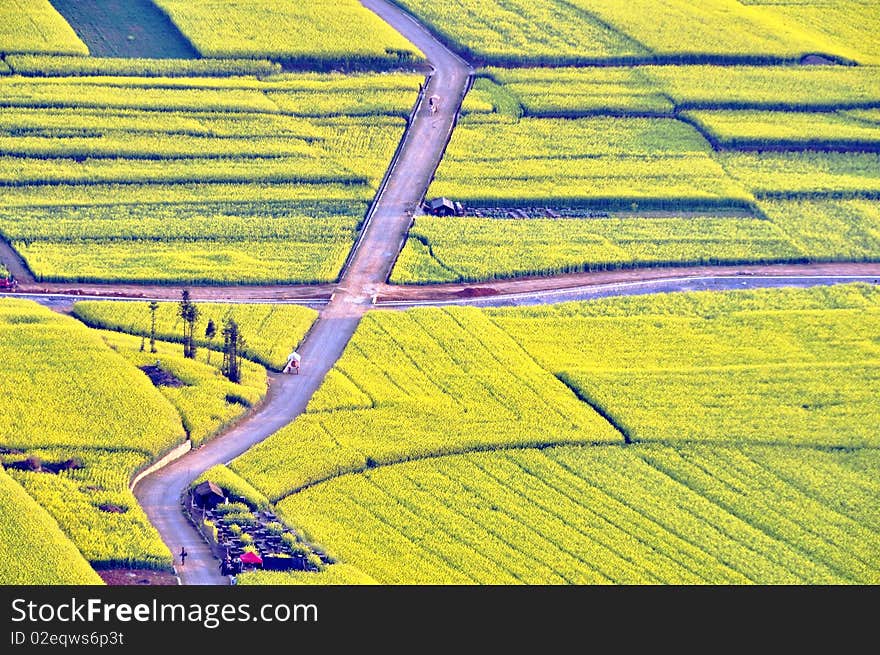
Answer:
top-left (179, 546), bottom-right (187, 567)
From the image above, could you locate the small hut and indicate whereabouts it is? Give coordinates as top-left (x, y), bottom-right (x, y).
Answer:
top-left (425, 197), bottom-right (457, 217)
top-left (192, 480), bottom-right (225, 509)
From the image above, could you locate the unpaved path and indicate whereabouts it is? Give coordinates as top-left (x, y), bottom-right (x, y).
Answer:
top-left (373, 262), bottom-right (880, 304)
top-left (135, 316), bottom-right (359, 584)
top-left (130, 0), bottom-right (472, 585)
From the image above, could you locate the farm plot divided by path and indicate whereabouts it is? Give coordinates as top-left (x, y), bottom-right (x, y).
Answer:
top-left (0, 298), bottom-right (315, 579)
top-left (218, 285), bottom-right (880, 584)
top-left (2, 0), bottom-right (879, 588)
top-left (392, 64), bottom-right (880, 284)
top-left (0, 72), bottom-right (422, 285)
top-left (213, 286), bottom-right (880, 583)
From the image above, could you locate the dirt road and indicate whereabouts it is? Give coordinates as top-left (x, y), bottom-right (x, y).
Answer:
top-left (373, 262), bottom-right (880, 304)
top-left (135, 316), bottom-right (360, 584)
top-left (130, 0), bottom-right (473, 584)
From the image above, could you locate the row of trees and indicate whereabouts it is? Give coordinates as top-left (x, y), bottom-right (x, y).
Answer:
top-left (142, 290), bottom-right (245, 383)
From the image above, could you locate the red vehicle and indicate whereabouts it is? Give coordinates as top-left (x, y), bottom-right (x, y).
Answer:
top-left (0, 275), bottom-right (17, 291)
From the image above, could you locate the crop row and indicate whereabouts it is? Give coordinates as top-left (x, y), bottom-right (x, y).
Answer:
top-left (0, 181), bottom-right (372, 208)
top-left (391, 214), bottom-right (805, 283)
top-left (0, 74), bottom-right (421, 115)
top-left (0, 201), bottom-right (367, 241)
top-left (5, 55), bottom-right (282, 78)
top-left (472, 65), bottom-right (880, 118)
top-left (270, 443), bottom-right (877, 584)
top-left (683, 110), bottom-right (880, 150)
top-left (392, 198), bottom-right (880, 283)
top-left (429, 116), bottom-right (752, 209)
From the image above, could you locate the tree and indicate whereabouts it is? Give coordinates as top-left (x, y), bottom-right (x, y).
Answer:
top-left (148, 300), bottom-right (159, 354)
top-left (204, 318), bottom-right (217, 364)
top-left (221, 318), bottom-right (245, 383)
top-left (177, 289), bottom-right (200, 359)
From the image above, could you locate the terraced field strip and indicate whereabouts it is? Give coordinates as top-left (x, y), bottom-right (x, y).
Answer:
top-left (266, 443), bottom-right (878, 584)
top-left (0, 73), bottom-right (421, 285)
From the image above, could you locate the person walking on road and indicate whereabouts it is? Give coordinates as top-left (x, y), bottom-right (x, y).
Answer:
top-left (283, 348), bottom-right (301, 375)
top-left (179, 546), bottom-right (187, 567)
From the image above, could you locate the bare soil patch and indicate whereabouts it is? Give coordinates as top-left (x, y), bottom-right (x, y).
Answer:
top-left (97, 568), bottom-right (178, 586)
top-left (49, 0), bottom-right (198, 58)
top-left (139, 364), bottom-right (186, 388)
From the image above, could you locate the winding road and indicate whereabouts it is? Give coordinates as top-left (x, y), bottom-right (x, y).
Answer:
top-left (3, 1), bottom-right (878, 584)
top-left (131, 0), bottom-right (473, 585)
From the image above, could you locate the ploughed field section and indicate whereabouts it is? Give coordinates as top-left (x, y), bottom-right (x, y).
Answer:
top-left (49, 0), bottom-right (198, 59)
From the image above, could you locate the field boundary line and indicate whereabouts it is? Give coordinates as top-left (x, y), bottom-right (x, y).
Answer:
top-left (374, 274), bottom-right (880, 307)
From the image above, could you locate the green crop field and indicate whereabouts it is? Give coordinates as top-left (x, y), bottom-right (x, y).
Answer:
top-left (393, 0), bottom-right (873, 64)
top-left (266, 444), bottom-right (879, 584)
top-left (0, 72), bottom-right (420, 284)
top-left (153, 0), bottom-right (423, 67)
top-left (394, 58), bottom-right (880, 283)
top-left (0, 467), bottom-right (102, 585)
top-left (0, 298), bottom-right (281, 570)
top-left (226, 285), bottom-right (880, 584)
top-left (683, 110), bottom-right (880, 149)
top-left (0, 0), bottom-right (88, 56)
top-left (0, 299), bottom-right (190, 569)
top-left (73, 301), bottom-right (317, 371)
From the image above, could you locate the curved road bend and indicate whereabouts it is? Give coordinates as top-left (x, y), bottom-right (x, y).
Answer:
top-left (135, 316), bottom-right (359, 584)
top-left (133, 0), bottom-right (473, 584)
